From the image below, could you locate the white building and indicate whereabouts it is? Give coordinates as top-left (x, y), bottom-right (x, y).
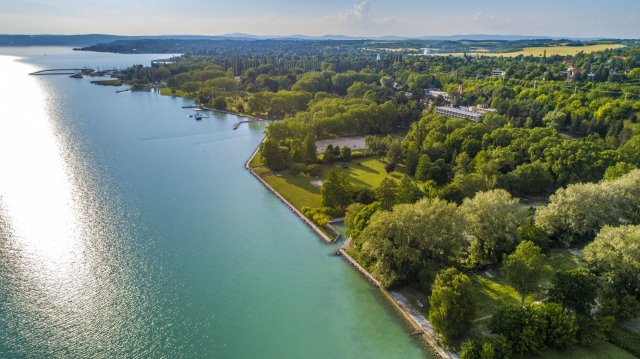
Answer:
top-left (424, 89), bottom-right (451, 101)
top-left (435, 106), bottom-right (497, 122)
top-left (491, 69), bottom-right (506, 77)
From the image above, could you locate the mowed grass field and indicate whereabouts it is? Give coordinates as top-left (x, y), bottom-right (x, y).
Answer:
top-left (437, 43), bottom-right (626, 57)
top-left (258, 157), bottom-right (405, 212)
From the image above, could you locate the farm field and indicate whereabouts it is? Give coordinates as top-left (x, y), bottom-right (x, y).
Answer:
top-left (438, 43), bottom-right (626, 57)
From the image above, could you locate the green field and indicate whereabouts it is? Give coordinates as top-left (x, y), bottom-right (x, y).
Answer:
top-left (397, 248), bottom-right (584, 336)
top-left (529, 341), bottom-right (637, 359)
top-left (438, 43), bottom-right (626, 57)
top-left (499, 44), bottom-right (626, 57)
top-left (258, 157), bottom-right (406, 212)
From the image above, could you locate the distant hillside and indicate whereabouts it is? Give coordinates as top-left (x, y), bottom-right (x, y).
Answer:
top-left (0, 33), bottom-right (616, 47)
top-left (76, 37), bottom-right (630, 56)
top-left (0, 34), bottom-right (251, 46)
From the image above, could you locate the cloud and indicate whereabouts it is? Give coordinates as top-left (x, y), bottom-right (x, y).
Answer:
top-left (328, 1), bottom-right (371, 23)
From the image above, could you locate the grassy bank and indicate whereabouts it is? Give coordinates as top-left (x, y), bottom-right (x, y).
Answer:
top-left (90, 79), bottom-right (123, 86)
top-left (254, 156), bottom-right (406, 213)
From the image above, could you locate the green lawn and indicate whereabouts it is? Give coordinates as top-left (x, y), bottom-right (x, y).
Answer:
top-left (471, 273), bottom-right (522, 322)
top-left (335, 158), bottom-right (406, 187)
top-left (262, 172), bottom-right (323, 209)
top-left (259, 157), bottom-right (407, 213)
top-left (469, 248), bottom-right (583, 330)
top-left (529, 341), bottom-right (637, 359)
top-left (247, 147), bottom-right (264, 168)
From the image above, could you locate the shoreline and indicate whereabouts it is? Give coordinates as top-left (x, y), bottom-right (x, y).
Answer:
top-left (244, 134), bottom-right (455, 359)
top-left (151, 93), bottom-right (451, 358)
top-left (244, 139), bottom-right (335, 243)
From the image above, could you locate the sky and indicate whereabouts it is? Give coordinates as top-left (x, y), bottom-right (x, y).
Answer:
top-left (1, 0), bottom-right (639, 38)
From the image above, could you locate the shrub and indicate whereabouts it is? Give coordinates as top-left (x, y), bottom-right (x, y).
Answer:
top-left (305, 164), bottom-right (322, 177)
top-left (384, 161), bottom-right (396, 173)
top-left (460, 339), bottom-right (480, 359)
top-left (540, 302), bottom-right (578, 349)
top-left (428, 268), bottom-right (475, 343)
top-left (489, 304), bottom-right (546, 355)
top-left (576, 314), bottom-right (615, 345)
top-left (289, 162), bottom-right (306, 175)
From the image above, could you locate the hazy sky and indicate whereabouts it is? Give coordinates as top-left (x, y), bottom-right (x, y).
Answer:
top-left (1, 0), bottom-right (638, 38)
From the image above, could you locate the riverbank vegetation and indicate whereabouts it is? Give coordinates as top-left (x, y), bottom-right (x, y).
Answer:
top-left (108, 38), bottom-right (640, 358)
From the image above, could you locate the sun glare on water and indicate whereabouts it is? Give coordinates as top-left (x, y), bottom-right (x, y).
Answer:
top-left (0, 56), bottom-right (123, 353)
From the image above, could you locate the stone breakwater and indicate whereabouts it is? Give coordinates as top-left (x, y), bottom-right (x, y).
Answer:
top-left (244, 138), bottom-right (456, 359)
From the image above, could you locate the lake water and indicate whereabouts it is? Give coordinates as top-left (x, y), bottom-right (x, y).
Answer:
top-left (0, 47), bottom-right (429, 358)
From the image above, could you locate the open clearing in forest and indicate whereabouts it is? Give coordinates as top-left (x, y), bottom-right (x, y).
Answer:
top-left (258, 157), bottom-right (405, 212)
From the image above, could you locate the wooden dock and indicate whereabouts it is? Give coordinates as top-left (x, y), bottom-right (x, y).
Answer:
top-left (233, 121), bottom-right (247, 130)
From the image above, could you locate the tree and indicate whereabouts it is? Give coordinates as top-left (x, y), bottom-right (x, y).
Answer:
top-left (619, 135), bottom-right (640, 166)
top-left (323, 144), bottom-right (336, 164)
top-left (503, 241), bottom-right (548, 304)
top-left (584, 225), bottom-right (640, 298)
top-left (212, 96), bottom-right (227, 110)
top-left (396, 176), bottom-right (421, 204)
top-left (375, 178), bottom-right (398, 210)
top-left (302, 133), bottom-right (317, 163)
top-left (415, 154), bottom-right (431, 181)
top-left (549, 267), bottom-right (598, 315)
top-left (415, 155), bottom-right (447, 184)
top-left (604, 162), bottom-right (636, 181)
top-left (261, 138), bottom-right (288, 171)
top-left (542, 111), bottom-right (567, 130)
top-left (321, 171), bottom-right (353, 209)
top-left (340, 146), bottom-right (352, 162)
top-left (609, 169), bottom-right (640, 224)
top-left (460, 189), bottom-right (525, 266)
top-left (576, 313), bottom-right (614, 346)
top-left (428, 268), bottom-right (475, 343)
top-left (450, 172), bottom-right (488, 202)
top-left (386, 141), bottom-right (403, 165)
top-left (357, 198), bottom-right (466, 287)
top-left (345, 202), bottom-right (380, 239)
top-left (405, 141), bottom-right (420, 176)
top-left (518, 220), bottom-right (550, 250)
top-left (539, 302), bottom-right (578, 349)
top-left (489, 304), bottom-right (547, 355)
top-left (502, 162), bottom-right (553, 197)
top-left (460, 339), bottom-right (480, 359)
top-left (535, 182), bottom-right (622, 246)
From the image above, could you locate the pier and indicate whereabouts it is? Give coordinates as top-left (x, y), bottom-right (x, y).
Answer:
top-left (29, 68), bottom-right (90, 75)
top-left (29, 68), bottom-right (120, 79)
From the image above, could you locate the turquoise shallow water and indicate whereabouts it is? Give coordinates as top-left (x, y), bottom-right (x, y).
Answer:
top-left (0, 47), bottom-right (429, 358)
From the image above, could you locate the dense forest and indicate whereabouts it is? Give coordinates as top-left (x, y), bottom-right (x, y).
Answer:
top-left (108, 39), bottom-right (640, 358)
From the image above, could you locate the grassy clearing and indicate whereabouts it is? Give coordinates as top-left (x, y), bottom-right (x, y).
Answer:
top-left (529, 341), bottom-right (637, 359)
top-left (261, 172), bottom-right (323, 209)
top-left (247, 147), bottom-right (264, 168)
top-left (393, 248), bottom-right (584, 335)
top-left (471, 273), bottom-right (522, 322)
top-left (608, 326), bottom-right (640, 357)
top-left (258, 157), bottom-right (406, 213)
